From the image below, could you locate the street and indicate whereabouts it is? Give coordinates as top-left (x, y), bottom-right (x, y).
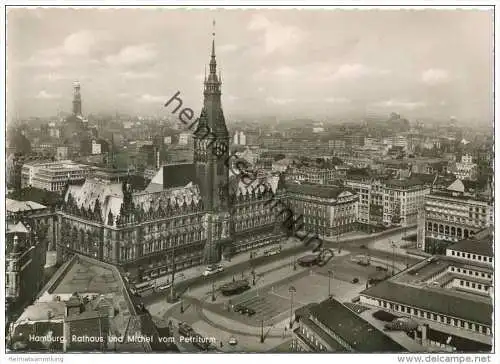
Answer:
top-left (141, 228), bottom-right (425, 352)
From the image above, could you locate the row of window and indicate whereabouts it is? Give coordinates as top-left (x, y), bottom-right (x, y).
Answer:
top-left (426, 223), bottom-right (471, 238)
top-left (449, 266), bottom-right (492, 278)
top-left (377, 300), bottom-right (490, 335)
top-left (457, 279), bottom-right (490, 292)
top-left (449, 250), bottom-right (492, 263)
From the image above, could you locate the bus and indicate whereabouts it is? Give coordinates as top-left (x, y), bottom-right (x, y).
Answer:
top-left (133, 281), bottom-right (154, 297)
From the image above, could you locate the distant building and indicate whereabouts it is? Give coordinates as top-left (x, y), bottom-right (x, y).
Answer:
top-left (91, 140), bottom-right (102, 155)
top-left (328, 139), bottom-right (346, 150)
top-left (411, 158), bottom-right (449, 175)
top-left (245, 131), bottom-right (259, 146)
top-left (453, 154), bottom-right (477, 180)
top-left (272, 158), bottom-right (293, 173)
top-left (287, 165), bottom-right (336, 185)
top-left (344, 176), bottom-right (385, 230)
top-left (383, 135), bottom-right (408, 150)
top-left (422, 179), bottom-right (493, 254)
top-left (56, 146), bottom-right (69, 160)
top-left (382, 177), bottom-right (431, 227)
top-left (178, 132), bottom-right (193, 145)
top-left (163, 136), bottom-right (172, 145)
top-left (236, 147), bottom-right (259, 166)
top-left (49, 127), bottom-right (61, 138)
top-left (286, 183), bottom-right (358, 238)
top-left (61, 81), bottom-right (92, 155)
top-left (233, 131), bottom-right (246, 145)
top-left (21, 160), bottom-right (94, 192)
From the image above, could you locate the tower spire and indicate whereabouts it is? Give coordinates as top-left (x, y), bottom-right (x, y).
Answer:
top-left (210, 19), bottom-right (217, 73)
top-left (212, 19), bottom-right (216, 55)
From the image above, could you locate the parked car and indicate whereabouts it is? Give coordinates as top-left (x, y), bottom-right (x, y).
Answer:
top-left (359, 244), bottom-right (368, 249)
top-left (202, 264), bottom-right (224, 277)
top-left (246, 308), bottom-right (256, 316)
top-left (375, 266), bottom-right (388, 271)
top-left (351, 278), bottom-right (359, 284)
top-left (233, 304), bottom-right (245, 313)
top-left (178, 322), bottom-right (195, 337)
top-left (228, 337), bottom-right (238, 345)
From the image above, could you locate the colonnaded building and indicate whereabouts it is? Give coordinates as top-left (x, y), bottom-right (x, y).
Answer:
top-left (55, 36), bottom-right (287, 287)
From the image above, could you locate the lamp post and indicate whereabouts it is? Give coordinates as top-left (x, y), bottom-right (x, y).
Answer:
top-left (337, 227), bottom-right (341, 253)
top-left (180, 297), bottom-right (184, 313)
top-left (289, 286), bottom-right (296, 329)
top-left (293, 238), bottom-right (297, 271)
top-left (328, 270), bottom-right (333, 298)
top-left (391, 241), bottom-right (396, 275)
top-left (260, 319), bottom-right (264, 343)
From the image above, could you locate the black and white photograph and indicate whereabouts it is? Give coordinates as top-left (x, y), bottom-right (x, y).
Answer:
top-left (2, 3), bottom-right (496, 361)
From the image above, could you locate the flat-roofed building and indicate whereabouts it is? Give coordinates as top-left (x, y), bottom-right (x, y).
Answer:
top-left (360, 234), bottom-right (493, 352)
top-left (452, 154), bottom-right (478, 181)
top-left (7, 254), bottom-right (178, 353)
top-left (286, 183), bottom-right (358, 238)
top-left (287, 166), bottom-right (336, 185)
top-left (383, 177), bottom-right (431, 227)
top-left (291, 299), bottom-right (405, 352)
top-left (422, 179), bottom-right (492, 254)
top-left (22, 160), bottom-right (94, 192)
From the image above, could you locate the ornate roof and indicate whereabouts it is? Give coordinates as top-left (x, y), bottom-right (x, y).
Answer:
top-left (64, 178), bottom-right (202, 226)
top-left (229, 172), bottom-right (281, 198)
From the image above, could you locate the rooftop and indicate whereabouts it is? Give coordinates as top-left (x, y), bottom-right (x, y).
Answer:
top-left (6, 198), bottom-right (47, 213)
top-left (307, 299), bottom-right (405, 352)
top-left (447, 237), bottom-right (493, 257)
top-left (384, 177), bottom-right (427, 188)
top-left (286, 183), bottom-right (355, 199)
top-left (50, 257), bottom-right (122, 295)
top-left (361, 281), bottom-right (492, 326)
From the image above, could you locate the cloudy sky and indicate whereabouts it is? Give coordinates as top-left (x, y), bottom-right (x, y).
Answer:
top-left (7, 8), bottom-right (493, 123)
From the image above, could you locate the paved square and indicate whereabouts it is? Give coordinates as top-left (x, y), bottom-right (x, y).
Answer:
top-left (237, 294), bottom-right (292, 323)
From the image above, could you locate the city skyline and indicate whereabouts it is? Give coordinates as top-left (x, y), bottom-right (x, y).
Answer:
top-left (7, 9), bottom-right (493, 122)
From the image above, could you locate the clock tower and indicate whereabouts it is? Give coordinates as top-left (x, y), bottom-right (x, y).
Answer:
top-left (194, 26), bottom-right (231, 263)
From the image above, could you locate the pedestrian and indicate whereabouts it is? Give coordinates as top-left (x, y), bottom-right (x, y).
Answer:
top-left (220, 341), bottom-right (223, 348)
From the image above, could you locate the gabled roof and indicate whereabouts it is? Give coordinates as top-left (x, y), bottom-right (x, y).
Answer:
top-left (146, 163), bottom-right (198, 191)
top-left (7, 221), bottom-right (29, 234)
top-left (447, 179), bottom-right (465, 193)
